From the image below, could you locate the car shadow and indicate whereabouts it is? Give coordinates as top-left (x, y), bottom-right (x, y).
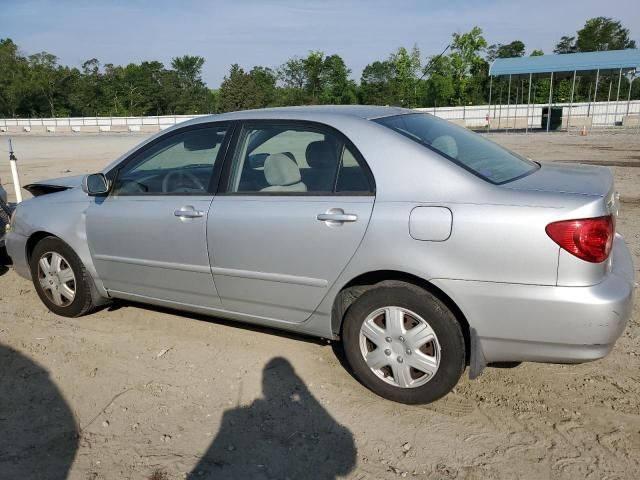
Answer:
top-left (187, 357), bottom-right (356, 479)
top-left (0, 343), bottom-right (79, 479)
top-left (0, 246), bottom-right (12, 276)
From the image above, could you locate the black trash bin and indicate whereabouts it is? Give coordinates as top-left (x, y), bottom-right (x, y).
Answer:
top-left (541, 107), bottom-right (563, 130)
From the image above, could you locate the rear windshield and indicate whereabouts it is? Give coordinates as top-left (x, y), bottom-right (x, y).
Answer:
top-left (374, 113), bottom-right (538, 184)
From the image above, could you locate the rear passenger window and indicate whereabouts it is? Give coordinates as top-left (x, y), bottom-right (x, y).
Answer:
top-left (336, 147), bottom-right (372, 193)
top-left (228, 124), bottom-right (373, 195)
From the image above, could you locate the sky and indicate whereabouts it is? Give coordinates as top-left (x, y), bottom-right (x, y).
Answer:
top-left (1, 0), bottom-right (639, 86)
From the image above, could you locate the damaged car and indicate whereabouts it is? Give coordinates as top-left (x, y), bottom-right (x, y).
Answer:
top-left (5, 106), bottom-right (636, 404)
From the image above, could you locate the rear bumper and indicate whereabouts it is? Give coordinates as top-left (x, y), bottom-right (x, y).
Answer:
top-left (434, 234), bottom-right (636, 364)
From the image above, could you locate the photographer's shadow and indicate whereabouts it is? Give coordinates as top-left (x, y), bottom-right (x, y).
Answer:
top-left (189, 357), bottom-right (356, 479)
top-left (0, 343), bottom-right (79, 479)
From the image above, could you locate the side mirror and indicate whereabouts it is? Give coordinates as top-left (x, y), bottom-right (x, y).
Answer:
top-left (82, 173), bottom-right (110, 196)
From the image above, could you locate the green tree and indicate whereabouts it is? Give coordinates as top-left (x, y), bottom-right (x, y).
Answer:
top-left (359, 46), bottom-right (420, 106)
top-left (24, 52), bottom-right (75, 117)
top-left (390, 46), bottom-right (421, 106)
top-left (74, 58), bottom-right (104, 115)
top-left (576, 17), bottom-right (636, 51)
top-left (218, 64), bottom-right (262, 112)
top-left (171, 55), bottom-right (205, 88)
top-left (555, 17), bottom-right (636, 54)
top-left (249, 66), bottom-right (278, 107)
top-left (0, 38), bottom-right (27, 117)
top-left (121, 63), bottom-right (150, 114)
top-left (421, 55), bottom-right (455, 107)
top-left (139, 61), bottom-right (169, 115)
top-left (303, 51), bottom-right (325, 104)
top-left (320, 54), bottom-right (356, 104)
top-left (277, 57), bottom-right (307, 105)
top-left (169, 55), bottom-right (210, 114)
top-left (359, 60), bottom-right (394, 105)
top-left (486, 40), bottom-right (525, 61)
top-left (553, 36), bottom-right (577, 54)
top-left (449, 27), bottom-right (488, 105)
top-left (530, 49), bottom-right (544, 56)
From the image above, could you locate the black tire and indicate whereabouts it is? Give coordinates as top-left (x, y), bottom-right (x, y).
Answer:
top-left (341, 282), bottom-right (465, 404)
top-left (29, 236), bottom-right (95, 317)
top-left (0, 197), bottom-right (10, 226)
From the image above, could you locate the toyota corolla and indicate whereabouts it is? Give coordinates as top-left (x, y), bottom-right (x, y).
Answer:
top-left (5, 106), bottom-right (635, 404)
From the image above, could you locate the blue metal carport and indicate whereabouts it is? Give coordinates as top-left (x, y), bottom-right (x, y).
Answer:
top-left (488, 49), bottom-right (640, 132)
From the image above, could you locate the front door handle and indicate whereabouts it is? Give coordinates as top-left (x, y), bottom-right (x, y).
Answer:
top-left (174, 205), bottom-right (204, 219)
top-left (317, 208), bottom-right (358, 225)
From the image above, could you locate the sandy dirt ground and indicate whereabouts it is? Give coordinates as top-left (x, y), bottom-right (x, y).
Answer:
top-left (0, 131), bottom-right (639, 480)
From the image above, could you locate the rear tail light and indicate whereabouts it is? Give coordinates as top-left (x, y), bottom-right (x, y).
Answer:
top-left (546, 215), bottom-right (614, 263)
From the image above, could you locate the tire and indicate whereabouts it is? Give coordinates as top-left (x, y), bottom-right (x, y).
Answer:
top-left (0, 197), bottom-right (10, 227)
top-left (29, 237), bottom-right (95, 317)
top-left (341, 282), bottom-right (465, 404)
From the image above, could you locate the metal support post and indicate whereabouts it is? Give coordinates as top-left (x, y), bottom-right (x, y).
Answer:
top-left (506, 74), bottom-right (512, 132)
top-left (591, 69), bottom-right (600, 127)
top-left (487, 75), bottom-right (493, 132)
top-left (546, 72), bottom-right (554, 132)
top-left (604, 76), bottom-right (613, 127)
top-left (525, 73), bottom-right (532, 134)
top-left (614, 68), bottom-right (622, 126)
top-left (567, 70), bottom-right (576, 133)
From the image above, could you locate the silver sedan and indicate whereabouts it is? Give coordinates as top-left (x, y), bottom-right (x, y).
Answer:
top-left (5, 106), bottom-right (636, 404)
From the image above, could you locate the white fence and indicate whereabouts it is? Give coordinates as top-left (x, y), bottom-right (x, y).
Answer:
top-left (0, 115), bottom-right (200, 133)
top-left (416, 100), bottom-right (640, 130)
top-left (1, 100), bottom-right (639, 133)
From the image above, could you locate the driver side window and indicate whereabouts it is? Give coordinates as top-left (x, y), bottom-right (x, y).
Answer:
top-left (113, 125), bottom-right (227, 195)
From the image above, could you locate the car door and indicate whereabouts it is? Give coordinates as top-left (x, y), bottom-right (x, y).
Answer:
top-left (207, 121), bottom-right (375, 323)
top-left (86, 123), bottom-right (230, 308)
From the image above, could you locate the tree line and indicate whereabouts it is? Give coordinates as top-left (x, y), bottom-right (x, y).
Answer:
top-left (0, 16), bottom-right (637, 118)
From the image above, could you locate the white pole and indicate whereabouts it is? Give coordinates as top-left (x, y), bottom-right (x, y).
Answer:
top-left (8, 138), bottom-right (23, 203)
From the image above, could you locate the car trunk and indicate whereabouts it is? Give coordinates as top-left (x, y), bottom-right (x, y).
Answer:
top-left (505, 163), bottom-right (614, 198)
top-left (505, 162), bottom-right (618, 286)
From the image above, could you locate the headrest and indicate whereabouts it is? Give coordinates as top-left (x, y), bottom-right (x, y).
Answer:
top-left (431, 135), bottom-right (458, 159)
top-left (306, 141), bottom-right (337, 168)
top-left (264, 153), bottom-right (302, 186)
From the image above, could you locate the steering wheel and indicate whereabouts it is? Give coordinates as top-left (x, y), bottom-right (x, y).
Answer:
top-left (162, 170), bottom-right (205, 193)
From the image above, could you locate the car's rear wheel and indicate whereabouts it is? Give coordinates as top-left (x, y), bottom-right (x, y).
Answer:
top-left (341, 282), bottom-right (465, 404)
top-left (29, 237), bottom-right (96, 317)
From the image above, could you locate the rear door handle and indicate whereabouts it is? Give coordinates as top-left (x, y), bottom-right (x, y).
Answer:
top-left (174, 205), bottom-right (204, 219)
top-left (317, 208), bottom-right (358, 224)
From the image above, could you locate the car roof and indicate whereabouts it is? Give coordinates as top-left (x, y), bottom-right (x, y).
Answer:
top-left (184, 105), bottom-right (416, 126)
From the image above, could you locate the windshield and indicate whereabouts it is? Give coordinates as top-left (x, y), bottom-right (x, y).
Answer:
top-left (374, 113), bottom-right (538, 184)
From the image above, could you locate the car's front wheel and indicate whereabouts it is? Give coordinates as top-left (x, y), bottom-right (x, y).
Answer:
top-left (29, 237), bottom-right (96, 317)
top-left (342, 282), bottom-right (465, 404)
